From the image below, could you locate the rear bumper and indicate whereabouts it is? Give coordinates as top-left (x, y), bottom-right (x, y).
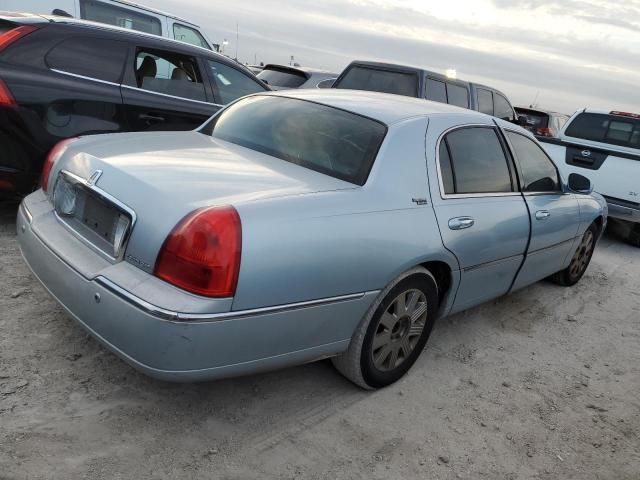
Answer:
top-left (605, 197), bottom-right (640, 224)
top-left (17, 200), bottom-right (376, 382)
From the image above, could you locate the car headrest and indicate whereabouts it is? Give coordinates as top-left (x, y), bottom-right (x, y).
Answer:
top-left (171, 68), bottom-right (190, 81)
top-left (138, 56), bottom-right (157, 79)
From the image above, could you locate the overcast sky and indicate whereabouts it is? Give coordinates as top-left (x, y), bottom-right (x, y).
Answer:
top-left (154, 0), bottom-right (640, 114)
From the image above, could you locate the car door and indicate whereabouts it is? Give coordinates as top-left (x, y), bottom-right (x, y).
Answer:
top-left (120, 44), bottom-right (219, 131)
top-left (504, 129), bottom-right (582, 290)
top-left (430, 124), bottom-right (530, 313)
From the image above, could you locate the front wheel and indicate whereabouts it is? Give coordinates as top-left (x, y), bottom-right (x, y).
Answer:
top-left (332, 267), bottom-right (439, 389)
top-left (551, 224), bottom-right (597, 286)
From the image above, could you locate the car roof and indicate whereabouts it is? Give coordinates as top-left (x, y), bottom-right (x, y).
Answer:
top-left (515, 107), bottom-right (567, 116)
top-left (581, 108), bottom-right (640, 117)
top-left (262, 64), bottom-right (336, 75)
top-left (263, 89), bottom-right (490, 125)
top-left (32, 15), bottom-right (225, 57)
top-left (343, 60), bottom-right (511, 97)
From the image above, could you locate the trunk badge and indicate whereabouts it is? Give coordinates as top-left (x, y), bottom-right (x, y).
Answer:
top-left (87, 170), bottom-right (103, 186)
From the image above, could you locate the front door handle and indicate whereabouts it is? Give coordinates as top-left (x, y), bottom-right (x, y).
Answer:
top-left (535, 210), bottom-right (551, 220)
top-left (449, 216), bottom-right (475, 230)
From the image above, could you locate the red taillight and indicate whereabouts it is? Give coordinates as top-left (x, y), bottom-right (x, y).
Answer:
top-left (0, 79), bottom-right (15, 106)
top-left (534, 127), bottom-right (555, 137)
top-left (41, 137), bottom-right (78, 192)
top-left (154, 206), bottom-right (242, 298)
top-left (0, 25), bottom-right (38, 52)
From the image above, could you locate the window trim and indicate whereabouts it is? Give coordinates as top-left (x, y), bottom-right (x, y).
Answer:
top-left (435, 124), bottom-right (521, 200)
top-left (501, 127), bottom-right (563, 195)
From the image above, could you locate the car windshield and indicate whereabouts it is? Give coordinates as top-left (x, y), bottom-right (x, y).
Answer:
top-left (204, 96), bottom-right (387, 185)
top-left (257, 68), bottom-right (307, 88)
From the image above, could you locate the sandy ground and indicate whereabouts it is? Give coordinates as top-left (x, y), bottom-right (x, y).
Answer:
top-left (0, 200), bottom-right (639, 480)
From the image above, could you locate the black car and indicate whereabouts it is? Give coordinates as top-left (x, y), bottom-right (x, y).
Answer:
top-left (0, 13), bottom-right (269, 197)
top-left (332, 60), bottom-right (523, 124)
top-left (514, 107), bottom-right (570, 138)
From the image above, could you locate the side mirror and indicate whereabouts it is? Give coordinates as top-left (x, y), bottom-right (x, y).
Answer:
top-left (568, 173), bottom-right (593, 194)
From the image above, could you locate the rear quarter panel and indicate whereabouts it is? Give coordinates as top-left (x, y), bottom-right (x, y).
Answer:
top-left (232, 117), bottom-right (457, 310)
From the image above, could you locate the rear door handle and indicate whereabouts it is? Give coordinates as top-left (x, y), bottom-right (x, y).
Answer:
top-left (139, 113), bottom-right (165, 123)
top-left (535, 210), bottom-right (551, 220)
top-left (448, 216), bottom-right (475, 230)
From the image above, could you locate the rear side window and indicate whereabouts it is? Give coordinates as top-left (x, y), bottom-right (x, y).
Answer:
top-left (257, 67), bottom-right (307, 88)
top-left (206, 95), bottom-right (387, 185)
top-left (134, 49), bottom-right (206, 101)
top-left (334, 66), bottom-right (419, 97)
top-left (565, 112), bottom-right (640, 148)
top-left (173, 23), bottom-right (210, 49)
top-left (80, 0), bottom-right (161, 35)
top-left (477, 89), bottom-right (493, 115)
top-left (506, 131), bottom-right (560, 192)
top-left (426, 79), bottom-right (447, 103)
top-left (439, 127), bottom-right (512, 194)
top-left (46, 37), bottom-right (128, 83)
top-left (447, 84), bottom-right (469, 108)
top-left (494, 93), bottom-right (515, 121)
top-left (208, 61), bottom-right (266, 104)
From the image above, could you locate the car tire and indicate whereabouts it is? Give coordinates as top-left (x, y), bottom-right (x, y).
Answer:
top-left (551, 223), bottom-right (598, 286)
top-left (331, 267), bottom-right (439, 389)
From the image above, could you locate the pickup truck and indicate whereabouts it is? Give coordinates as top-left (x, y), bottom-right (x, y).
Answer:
top-left (539, 109), bottom-right (640, 246)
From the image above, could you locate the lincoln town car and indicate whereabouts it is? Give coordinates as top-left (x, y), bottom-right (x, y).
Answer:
top-left (17, 90), bottom-right (607, 389)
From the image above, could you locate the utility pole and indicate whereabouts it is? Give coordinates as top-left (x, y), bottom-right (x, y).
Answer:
top-left (235, 22), bottom-right (239, 60)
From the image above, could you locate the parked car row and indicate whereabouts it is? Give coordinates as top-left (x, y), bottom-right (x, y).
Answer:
top-left (1, 6), bottom-right (628, 389)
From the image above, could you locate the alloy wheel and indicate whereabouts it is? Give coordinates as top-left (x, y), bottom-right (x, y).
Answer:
top-left (371, 289), bottom-right (428, 372)
top-left (569, 230), bottom-right (595, 278)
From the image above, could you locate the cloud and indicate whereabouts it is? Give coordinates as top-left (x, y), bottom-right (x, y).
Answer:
top-left (152, 0), bottom-right (640, 113)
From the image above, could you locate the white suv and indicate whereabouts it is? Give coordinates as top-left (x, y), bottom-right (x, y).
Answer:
top-left (3, 0), bottom-right (217, 51)
top-left (540, 109), bottom-right (640, 246)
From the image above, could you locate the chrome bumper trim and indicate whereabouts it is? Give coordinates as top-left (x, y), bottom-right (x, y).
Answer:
top-left (95, 276), bottom-right (371, 323)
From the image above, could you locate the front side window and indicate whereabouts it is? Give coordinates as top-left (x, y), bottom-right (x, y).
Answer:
top-left (134, 49), bottom-right (206, 101)
top-left (494, 93), bottom-right (515, 121)
top-left (446, 83), bottom-right (469, 108)
top-left (204, 96), bottom-right (387, 185)
top-left (334, 66), bottom-right (419, 97)
top-left (477, 89), bottom-right (493, 115)
top-left (426, 79), bottom-right (447, 103)
top-left (46, 37), bottom-right (127, 83)
top-left (208, 61), bottom-right (267, 104)
top-left (173, 23), bottom-right (210, 50)
top-left (439, 127), bottom-right (512, 194)
top-left (506, 131), bottom-right (560, 192)
top-left (80, 0), bottom-right (161, 35)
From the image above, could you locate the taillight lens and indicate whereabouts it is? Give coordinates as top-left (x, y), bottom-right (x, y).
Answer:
top-left (534, 127), bottom-right (555, 137)
top-left (0, 25), bottom-right (38, 52)
top-left (154, 206), bottom-right (242, 298)
top-left (41, 137), bottom-right (78, 192)
top-left (0, 79), bottom-right (15, 106)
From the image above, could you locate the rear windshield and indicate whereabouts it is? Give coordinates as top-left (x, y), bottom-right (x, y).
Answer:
top-left (257, 67), bottom-right (307, 88)
top-left (516, 109), bottom-right (549, 128)
top-left (204, 96), bottom-right (387, 185)
top-left (565, 112), bottom-right (640, 149)
top-left (334, 66), bottom-right (419, 97)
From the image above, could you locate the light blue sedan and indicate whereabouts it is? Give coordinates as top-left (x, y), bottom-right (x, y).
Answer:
top-left (17, 90), bottom-right (607, 389)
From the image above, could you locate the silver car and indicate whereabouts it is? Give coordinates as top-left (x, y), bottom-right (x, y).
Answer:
top-left (17, 90), bottom-right (607, 389)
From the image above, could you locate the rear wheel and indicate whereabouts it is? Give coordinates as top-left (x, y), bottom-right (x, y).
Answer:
top-left (332, 267), bottom-right (439, 389)
top-left (551, 224), bottom-right (597, 286)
